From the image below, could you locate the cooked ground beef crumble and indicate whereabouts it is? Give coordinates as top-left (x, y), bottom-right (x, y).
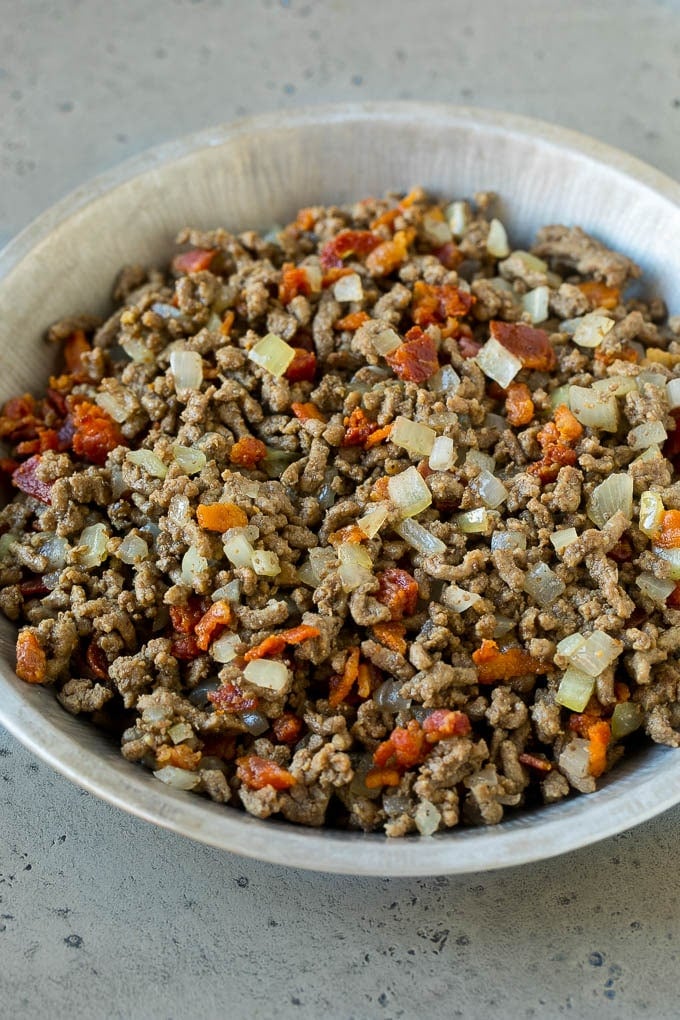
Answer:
top-left (2, 187), bottom-right (680, 837)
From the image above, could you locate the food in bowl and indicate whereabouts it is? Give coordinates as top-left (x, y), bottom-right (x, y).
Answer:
top-left (1, 187), bottom-right (679, 837)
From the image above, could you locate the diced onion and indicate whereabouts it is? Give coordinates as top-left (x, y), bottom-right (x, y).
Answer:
top-left (470, 469), bottom-right (508, 509)
top-left (508, 250), bottom-right (548, 274)
top-left (153, 766), bottom-right (200, 790)
top-left (181, 545), bottom-right (208, 585)
top-left (77, 523), bottom-right (109, 569)
top-left (172, 445), bottom-right (207, 475)
top-left (569, 631), bottom-right (623, 677)
top-left (121, 338), bottom-right (154, 364)
top-left (393, 518), bottom-right (446, 555)
top-left (39, 534), bottom-right (69, 569)
top-left (243, 659), bottom-right (290, 693)
top-left (570, 313), bottom-right (615, 348)
top-left (522, 286), bottom-right (549, 324)
top-left (587, 473), bottom-right (633, 529)
top-left (212, 580), bottom-right (241, 603)
top-left (333, 273), bottom-right (364, 302)
top-left (241, 710), bottom-right (270, 736)
top-left (170, 349), bottom-right (203, 392)
top-left (357, 504), bottom-right (390, 539)
top-left (422, 212), bottom-right (452, 246)
top-left (391, 416), bottom-right (436, 458)
top-left (372, 328), bottom-right (402, 356)
top-left (629, 422), bottom-right (667, 449)
top-left (569, 386), bottom-right (618, 432)
top-left (652, 546), bottom-right (680, 580)
top-left (493, 615), bottom-right (515, 638)
top-left (556, 633), bottom-right (586, 663)
top-left (550, 384), bottom-right (571, 410)
top-left (592, 376), bottom-right (637, 398)
top-left (442, 584), bottom-right (481, 613)
top-left (414, 799), bottom-right (441, 837)
top-left (476, 337), bottom-right (522, 389)
top-left (491, 531), bottom-right (526, 551)
top-left (639, 490), bottom-right (664, 536)
top-left (455, 508), bottom-right (492, 534)
top-left (550, 527), bottom-right (578, 555)
top-left (637, 371), bottom-right (667, 391)
top-left (555, 667), bottom-right (596, 712)
top-left (466, 450), bottom-right (496, 473)
top-left (374, 680), bottom-right (411, 713)
top-left (95, 391), bottom-right (129, 423)
top-left (223, 533), bottom-right (255, 568)
top-left (168, 722), bottom-right (194, 744)
top-left (127, 449), bottom-right (168, 479)
top-left (429, 436), bottom-right (456, 472)
top-left (428, 364), bottom-right (461, 395)
top-left (633, 445), bottom-right (662, 463)
top-left (666, 378), bottom-right (680, 409)
top-left (523, 562), bottom-right (565, 607)
top-left (446, 201), bottom-right (469, 238)
top-left (308, 547), bottom-right (338, 582)
top-left (211, 632), bottom-right (241, 663)
top-left (636, 571), bottom-right (675, 604)
top-left (388, 466), bottom-right (432, 518)
top-left (248, 333), bottom-right (296, 377)
top-left (337, 543), bottom-right (373, 592)
top-left (251, 549), bottom-right (281, 577)
top-left (486, 218), bottom-right (510, 258)
top-left (117, 534), bottom-right (149, 565)
top-left (611, 702), bottom-right (644, 740)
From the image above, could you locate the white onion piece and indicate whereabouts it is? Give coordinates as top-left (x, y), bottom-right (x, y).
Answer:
top-left (629, 422), bottom-right (667, 449)
top-left (489, 276), bottom-right (513, 294)
top-left (550, 527), bottom-right (578, 555)
top-left (388, 466), bottom-right (432, 518)
top-left (555, 668), bottom-right (595, 712)
top-left (637, 371), bottom-right (666, 391)
top-left (168, 494), bottom-right (190, 524)
top-left (212, 579), bottom-right (242, 603)
top-left (569, 386), bottom-right (618, 432)
top-left (374, 680), bottom-right (410, 713)
top-left (181, 546), bottom-right (208, 585)
top-left (241, 710), bottom-right (270, 736)
top-left (422, 212), bottom-right (452, 246)
top-left (168, 722), bottom-right (193, 745)
top-left (357, 504), bottom-right (390, 539)
top-left (522, 286), bottom-right (549, 324)
top-left (223, 533), bottom-right (254, 568)
top-left (636, 571), bottom-right (675, 604)
top-left (308, 547), bottom-right (338, 581)
top-left (639, 490), bottom-right (664, 536)
top-left (429, 436), bottom-right (456, 472)
top-left (491, 531), bottom-right (526, 551)
top-left (296, 560), bottom-right (317, 587)
top-left (211, 632), bottom-right (241, 663)
top-left (442, 584), bottom-right (481, 613)
top-left (172, 445), bottom-right (207, 475)
top-left (633, 445), bottom-right (662, 463)
top-left (304, 264), bottom-right (322, 292)
top-left (170, 349), bottom-right (203, 392)
top-left (251, 549), bottom-right (281, 577)
top-left (127, 449), bottom-right (168, 479)
top-left (117, 534), bottom-right (149, 565)
top-left (391, 416), bottom-right (436, 458)
top-left (484, 413), bottom-right (506, 431)
top-left (492, 615), bottom-right (515, 638)
top-left (372, 328), bottom-right (402, 356)
top-left (592, 376), bottom-right (637, 398)
top-left (95, 391), bottom-right (129, 423)
top-left (653, 546), bottom-right (680, 580)
top-left (570, 631), bottom-right (623, 677)
top-left (550, 384), bottom-right (571, 410)
top-left (508, 249), bottom-right (548, 274)
top-left (243, 659), bottom-right (290, 693)
top-left (524, 562), bottom-right (565, 607)
top-left (556, 633), bottom-right (586, 662)
top-left (611, 702), bottom-right (644, 740)
top-left (248, 333), bottom-right (296, 377)
top-left (455, 508), bottom-right (491, 534)
top-left (394, 518), bottom-right (446, 555)
top-left (570, 313), bottom-right (615, 348)
top-left (446, 200), bottom-right (469, 238)
top-left (333, 273), bottom-right (363, 302)
top-left (466, 450), bottom-right (496, 473)
top-left (39, 534), bottom-right (69, 569)
top-left (428, 364), bottom-right (461, 395)
top-left (486, 218), bottom-right (510, 258)
top-left (470, 469), bottom-right (508, 508)
top-left (78, 523), bottom-right (109, 568)
top-left (337, 543), bottom-right (373, 592)
top-left (120, 338), bottom-right (154, 364)
top-left (476, 337), bottom-right (522, 389)
top-left (587, 473), bottom-right (633, 529)
top-left (153, 766), bottom-right (200, 790)
top-left (414, 799), bottom-right (441, 837)
top-left (666, 378), bottom-right (680, 409)
top-left (558, 739), bottom-right (591, 785)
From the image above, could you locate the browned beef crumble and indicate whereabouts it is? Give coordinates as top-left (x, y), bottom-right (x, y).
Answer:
top-left (2, 188), bottom-right (680, 837)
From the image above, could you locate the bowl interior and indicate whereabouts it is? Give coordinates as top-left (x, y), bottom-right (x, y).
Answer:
top-left (2, 104), bottom-right (680, 875)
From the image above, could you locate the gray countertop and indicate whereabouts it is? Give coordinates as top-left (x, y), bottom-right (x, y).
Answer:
top-left (2, 2), bottom-right (680, 1017)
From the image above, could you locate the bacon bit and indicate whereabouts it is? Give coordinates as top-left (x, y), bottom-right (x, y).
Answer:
top-left (490, 320), bottom-right (557, 371)
top-left (385, 326), bottom-right (439, 383)
top-left (220, 310), bottom-right (235, 337)
top-left (527, 444), bottom-right (578, 483)
top-left (399, 188), bottom-right (421, 209)
top-left (335, 310), bottom-right (370, 332)
top-left (156, 744), bottom-right (202, 770)
top-left (577, 280), bottom-right (621, 310)
top-left (86, 640), bottom-right (109, 680)
top-left (376, 568), bottom-right (419, 621)
top-left (319, 230), bottom-right (381, 270)
top-left (370, 476), bottom-right (391, 502)
top-left (329, 524), bottom-right (366, 546)
top-left (281, 623), bottom-right (321, 646)
top-left (12, 456), bottom-right (52, 504)
top-left (652, 509), bottom-right (680, 548)
top-left (365, 229), bottom-right (412, 277)
top-left (458, 336), bottom-right (483, 359)
top-left (229, 436), bottom-right (267, 468)
top-left (342, 407), bottom-right (378, 447)
top-left (16, 428), bottom-right (60, 457)
top-left (374, 720), bottom-right (427, 770)
top-left (172, 248), bottom-right (216, 274)
top-left (272, 713), bottom-right (304, 745)
top-left (209, 682), bottom-right (259, 714)
top-left (236, 755), bottom-right (296, 791)
top-left (279, 263), bottom-right (312, 305)
top-left (609, 538), bottom-right (634, 563)
top-left (201, 733), bottom-right (237, 759)
top-left (412, 281), bottom-right (474, 328)
top-left (321, 266), bottom-right (355, 288)
top-left (2, 393), bottom-right (35, 420)
top-left (244, 635), bottom-right (287, 662)
top-left (170, 634), bottom-right (202, 660)
top-left (364, 767), bottom-right (402, 789)
top-left (594, 344), bottom-right (639, 367)
top-left (422, 709), bottom-right (472, 741)
top-left (505, 382), bottom-right (535, 427)
top-left (285, 347), bottom-right (317, 382)
top-left (63, 329), bottom-right (91, 376)
top-left (586, 719), bottom-right (611, 777)
top-left (433, 242), bottom-right (463, 269)
top-left (667, 583), bottom-right (680, 608)
top-left (169, 597), bottom-right (207, 634)
top-left (15, 631), bottom-right (47, 684)
top-left (529, 405), bottom-right (582, 482)
top-left (472, 639), bottom-right (550, 683)
top-left (356, 662), bottom-right (373, 699)
top-left (371, 621), bottom-right (407, 656)
top-left (71, 400), bottom-right (126, 466)
top-left (328, 647), bottom-right (361, 708)
top-left (518, 752), bottom-right (552, 772)
top-left (370, 207), bottom-right (399, 231)
top-left (364, 424), bottom-right (392, 449)
top-left (196, 501), bottom-right (248, 532)
top-left (291, 401), bottom-right (326, 423)
top-left (295, 207), bottom-right (317, 231)
top-left (553, 404), bottom-right (583, 445)
top-left (45, 387), bottom-right (68, 416)
top-left (568, 712), bottom-right (603, 737)
top-left (194, 600), bottom-right (233, 652)
top-left (614, 682), bottom-right (631, 703)
top-left (19, 577), bottom-right (50, 598)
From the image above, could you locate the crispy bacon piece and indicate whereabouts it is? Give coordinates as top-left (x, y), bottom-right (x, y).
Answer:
top-left (319, 230), bottom-right (381, 270)
top-left (156, 744), bottom-right (202, 769)
top-left (63, 329), bottom-right (92, 376)
top-left (71, 400), bottom-right (126, 465)
top-left (295, 207), bottom-right (317, 231)
top-left (376, 568), bottom-right (419, 620)
top-left (236, 755), bottom-right (296, 791)
top-left (194, 600), bottom-right (232, 652)
top-left (374, 720), bottom-right (428, 770)
top-left (229, 436), bottom-right (267, 468)
top-left (652, 510), bottom-right (680, 548)
top-left (504, 382), bottom-right (534, 427)
top-left (328, 647), bottom-right (361, 708)
top-left (244, 624), bottom-right (320, 662)
top-left (527, 445), bottom-right (578, 483)
top-left (321, 266), bottom-right (355, 288)
top-left (364, 424), bottom-right (392, 449)
top-left (370, 476), bottom-right (391, 502)
top-left (329, 524), bottom-right (366, 545)
top-left (335, 310), bottom-right (370, 332)
top-left (365, 229), bottom-right (412, 277)
top-left (170, 634), bottom-right (202, 660)
top-left (553, 404), bottom-right (583, 445)
top-left (412, 281), bottom-right (474, 328)
top-left (281, 623), bottom-right (321, 646)
top-left (472, 639), bottom-right (550, 683)
top-left (196, 501), bottom-right (248, 532)
top-left (528, 404), bottom-right (582, 482)
top-left (11, 455), bottom-right (52, 504)
top-left (490, 320), bottom-right (556, 371)
top-left (576, 280), bottom-right (620, 310)
top-left (279, 263), bottom-right (312, 305)
top-left (209, 682), bottom-right (259, 713)
top-left (594, 344), bottom-right (639, 367)
top-left (16, 428), bottom-right (60, 456)
top-left (385, 327), bottom-right (439, 383)
top-left (86, 640), bottom-right (109, 680)
top-left (422, 709), bottom-right (471, 741)
top-left (15, 631), bottom-right (47, 684)
top-left (19, 578), bottom-right (50, 598)
top-left (169, 597), bottom-right (207, 634)
top-left (356, 662), bottom-right (374, 699)
top-left (583, 718), bottom-right (611, 777)
top-left (2, 393), bottom-right (35, 421)
top-left (291, 401), bottom-right (326, 423)
top-left (433, 242), bottom-right (463, 269)
top-left (364, 767), bottom-right (402, 789)
top-left (458, 336), bottom-right (482, 359)
top-left (518, 752), bottom-right (552, 772)
top-left (172, 248), bottom-right (216, 274)
top-left (272, 713), bottom-right (304, 745)
top-left (285, 348), bottom-right (317, 382)
top-left (342, 407), bottom-right (378, 447)
top-left (371, 621), bottom-right (407, 656)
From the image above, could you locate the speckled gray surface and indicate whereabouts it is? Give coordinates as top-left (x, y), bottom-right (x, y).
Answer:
top-left (2, 2), bottom-right (680, 1017)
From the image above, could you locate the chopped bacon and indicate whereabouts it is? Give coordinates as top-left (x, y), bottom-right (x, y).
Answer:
top-left (71, 400), bottom-right (126, 465)
top-left (553, 404), bottom-right (583, 446)
top-left (365, 229), bottom-right (412, 277)
top-left (19, 578), bottom-right (50, 598)
top-left (196, 501), bottom-right (248, 532)
top-left (236, 755), bottom-right (296, 791)
top-left (272, 713), bottom-right (304, 745)
top-left (385, 326), bottom-right (439, 383)
top-left (594, 344), bottom-right (639, 367)
top-left (291, 401), bottom-right (326, 423)
top-left (364, 767), bottom-right (402, 789)
top-left (295, 207), bottom-right (317, 231)
top-left (371, 621), bottom-right (407, 656)
top-left (472, 639), bottom-right (550, 683)
top-left (156, 744), bottom-right (202, 770)
top-left (170, 634), bottom-right (202, 660)
top-left (12, 456), bottom-right (52, 504)
top-left (370, 207), bottom-right (399, 231)
top-left (319, 230), bottom-right (381, 270)
top-left (285, 347), bottom-right (317, 382)
top-left (370, 476), bottom-right (391, 502)
top-left (15, 630), bottom-right (47, 684)
top-left (364, 424), bottom-right (392, 449)
top-left (652, 509), bottom-right (680, 548)
top-left (279, 263), bottom-right (312, 305)
top-left (220, 310), bottom-right (235, 337)
top-left (209, 682), bottom-right (259, 713)
top-left (490, 320), bottom-right (556, 371)
top-left (16, 428), bottom-right (60, 456)
top-left (335, 310), bottom-right (370, 332)
top-left (356, 662), bottom-right (374, 699)
top-left (229, 436), bottom-right (267, 468)
top-left (376, 568), bottom-right (419, 620)
top-left (412, 281), bottom-right (474, 328)
top-left (342, 407), bottom-right (378, 447)
top-left (667, 583), bottom-right (680, 608)
top-left (281, 623), bottom-right (321, 646)
top-left (172, 248), bottom-right (216, 274)
top-left (374, 720), bottom-right (428, 770)
top-left (169, 597), bottom-right (207, 634)
top-left (518, 752), bottom-right (552, 772)
top-left (63, 329), bottom-right (92, 376)
top-left (329, 524), bottom-right (366, 545)
top-left (433, 242), bottom-right (463, 269)
top-left (504, 382), bottom-right (535, 427)
top-left (244, 623), bottom-right (320, 663)
top-left (527, 444), bottom-right (578, 483)
top-left (194, 600), bottom-right (232, 652)
top-left (458, 336), bottom-right (482, 359)
top-left (528, 404), bottom-right (582, 482)
top-left (321, 266), bottom-right (355, 288)
top-left (46, 387), bottom-right (68, 416)
top-left (328, 647), bottom-right (361, 708)
top-left (2, 393), bottom-right (35, 421)
top-left (586, 719), bottom-right (611, 777)
top-left (422, 709), bottom-right (472, 741)
top-left (86, 640), bottom-right (109, 680)
top-left (576, 280), bottom-right (620, 310)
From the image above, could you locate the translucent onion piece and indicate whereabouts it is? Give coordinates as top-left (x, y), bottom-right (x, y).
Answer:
top-left (455, 508), bottom-right (491, 534)
top-left (636, 571), bottom-right (675, 604)
top-left (492, 615), bottom-right (515, 638)
top-left (153, 766), bottom-right (200, 790)
top-left (39, 534), bottom-right (69, 569)
top-left (489, 276), bottom-right (513, 294)
top-left (181, 545), bottom-right (208, 585)
top-left (522, 286), bottom-right (549, 324)
top-left (374, 680), bottom-right (411, 713)
top-left (556, 633), bottom-right (586, 662)
top-left (243, 659), bottom-right (290, 693)
top-left (95, 391), bottom-right (128, 423)
top-left (78, 523), bottom-right (109, 569)
top-left (372, 328), bottom-right (402, 356)
top-left (629, 422), bottom-right (667, 449)
top-left (168, 722), bottom-right (193, 745)
top-left (248, 333), bottom-right (296, 377)
top-left (508, 249), bottom-right (548, 274)
top-left (333, 272), bottom-right (364, 302)
top-left (652, 545), bottom-right (680, 580)
top-left (172, 445), bottom-right (207, 475)
top-left (639, 490), bottom-right (665, 536)
top-left (223, 533), bottom-right (255, 568)
top-left (120, 338), bottom-right (154, 364)
top-left (570, 313), bottom-right (615, 348)
top-left (422, 212), bottom-right (452, 246)
top-left (636, 371), bottom-right (666, 391)
top-left (429, 436), bottom-right (456, 472)
top-left (304, 264), bottom-right (322, 292)
top-left (211, 632), bottom-right (241, 663)
top-left (666, 378), bottom-right (680, 409)
top-left (388, 466), bottom-right (432, 519)
top-left (241, 710), bottom-right (270, 736)
top-left (550, 384), bottom-right (571, 410)
top-left (633, 445), bottom-right (662, 463)
top-left (168, 494), bottom-right (190, 524)
top-left (127, 449), bottom-right (168, 479)
top-left (170, 349), bottom-right (203, 391)
top-left (476, 336), bottom-right (522, 389)
top-left (484, 413), bottom-right (507, 432)
top-left (152, 301), bottom-right (182, 319)
top-left (569, 386), bottom-right (618, 432)
top-left (394, 518), bottom-right (446, 555)
top-left (414, 799), bottom-right (442, 837)
top-left (491, 531), bottom-right (526, 551)
top-left (587, 473), bottom-right (633, 529)
top-left (428, 364), bottom-right (461, 395)
top-left (296, 560), bottom-right (317, 588)
top-left (357, 504), bottom-right (390, 539)
top-left (337, 543), bottom-right (373, 592)
top-left (470, 469), bottom-right (508, 509)
top-left (117, 534), bottom-right (149, 565)
top-left (251, 549), bottom-right (281, 577)
top-left (592, 376), bottom-right (637, 397)
top-left (308, 547), bottom-right (338, 583)
top-left (611, 702), bottom-right (644, 741)
top-left (550, 527), bottom-right (578, 555)
top-left (555, 668), bottom-right (596, 712)
top-left (486, 218), bottom-right (510, 258)
top-left (570, 631), bottom-right (623, 677)
top-left (442, 584), bottom-right (481, 613)
top-left (211, 579), bottom-right (242, 603)
top-left (446, 200), bottom-right (469, 238)
top-left (466, 450), bottom-right (496, 473)
top-left (391, 416), bottom-right (436, 458)
top-left (523, 562), bottom-right (565, 607)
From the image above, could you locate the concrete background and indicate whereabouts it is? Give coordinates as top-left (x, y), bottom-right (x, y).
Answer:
top-left (1, 1), bottom-right (680, 1017)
